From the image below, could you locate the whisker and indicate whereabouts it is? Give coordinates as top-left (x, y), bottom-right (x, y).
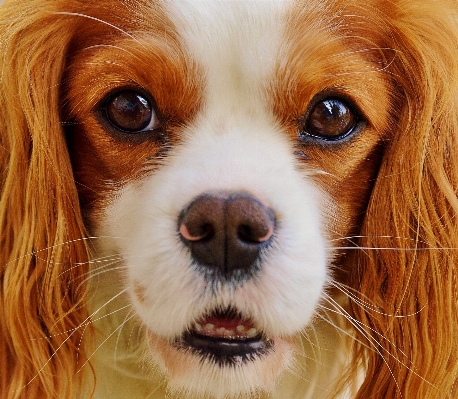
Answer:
top-left (318, 299), bottom-right (405, 396)
top-left (57, 253), bottom-right (124, 278)
top-left (124, 318), bottom-right (143, 351)
top-left (76, 313), bottom-right (138, 375)
top-left (329, 281), bottom-right (428, 318)
top-left (5, 236), bottom-right (129, 266)
top-left (320, 294), bottom-right (433, 388)
top-left (286, 351), bottom-right (340, 397)
top-left (327, 234), bottom-right (458, 253)
top-left (114, 309), bottom-right (139, 365)
top-left (29, 304), bottom-right (131, 341)
top-left (330, 234), bottom-right (424, 242)
top-left (333, 246), bottom-right (457, 251)
top-left (296, 338), bottom-right (340, 368)
top-left (80, 43), bottom-right (138, 57)
top-left (315, 307), bottom-right (373, 353)
top-left (52, 12), bottom-right (141, 45)
top-left (75, 263), bottom-right (127, 292)
top-left (76, 304), bottom-right (133, 367)
top-left (23, 289), bottom-right (128, 388)
top-left (321, 294), bottom-right (409, 360)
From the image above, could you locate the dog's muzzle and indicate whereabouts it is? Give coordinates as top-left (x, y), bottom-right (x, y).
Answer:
top-left (176, 192), bottom-right (276, 363)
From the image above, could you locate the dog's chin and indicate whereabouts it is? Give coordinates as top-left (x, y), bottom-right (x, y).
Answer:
top-left (146, 310), bottom-right (294, 398)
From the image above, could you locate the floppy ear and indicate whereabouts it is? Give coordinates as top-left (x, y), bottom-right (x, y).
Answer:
top-left (0, 2), bottom-right (92, 397)
top-left (350, 2), bottom-right (458, 397)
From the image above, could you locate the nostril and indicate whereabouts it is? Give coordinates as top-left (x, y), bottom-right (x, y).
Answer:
top-left (237, 225), bottom-right (254, 243)
top-left (237, 223), bottom-right (274, 244)
top-left (178, 194), bottom-right (225, 245)
top-left (228, 196), bottom-right (275, 246)
top-left (180, 222), bottom-right (214, 242)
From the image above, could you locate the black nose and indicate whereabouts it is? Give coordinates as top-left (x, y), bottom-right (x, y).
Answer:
top-left (178, 193), bottom-right (275, 279)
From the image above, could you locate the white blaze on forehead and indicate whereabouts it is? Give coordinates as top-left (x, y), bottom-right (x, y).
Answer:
top-left (165, 0), bottom-right (291, 112)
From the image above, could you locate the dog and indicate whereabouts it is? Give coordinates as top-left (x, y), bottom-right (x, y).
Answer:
top-left (1, 0), bottom-right (458, 398)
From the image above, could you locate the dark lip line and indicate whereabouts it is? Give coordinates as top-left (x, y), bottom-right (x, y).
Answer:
top-left (175, 331), bottom-right (274, 365)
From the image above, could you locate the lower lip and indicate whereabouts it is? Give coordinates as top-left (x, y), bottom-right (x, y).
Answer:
top-left (178, 332), bottom-right (274, 364)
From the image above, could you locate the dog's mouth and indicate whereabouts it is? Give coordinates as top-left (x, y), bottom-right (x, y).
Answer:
top-left (177, 309), bottom-right (273, 365)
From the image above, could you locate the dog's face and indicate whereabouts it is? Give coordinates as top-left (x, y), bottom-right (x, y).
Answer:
top-left (64, 0), bottom-right (393, 396)
top-left (3, 0), bottom-right (458, 397)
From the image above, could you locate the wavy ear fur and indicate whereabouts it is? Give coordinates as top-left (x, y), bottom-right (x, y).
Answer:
top-left (1, 1), bottom-right (458, 399)
top-left (0, 2), bottom-right (91, 398)
top-left (350, 2), bottom-right (458, 397)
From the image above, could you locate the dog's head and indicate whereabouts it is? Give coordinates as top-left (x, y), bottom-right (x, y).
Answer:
top-left (1, 0), bottom-right (458, 398)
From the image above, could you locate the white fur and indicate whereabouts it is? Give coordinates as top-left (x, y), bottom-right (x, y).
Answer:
top-left (91, 1), bottom-right (336, 397)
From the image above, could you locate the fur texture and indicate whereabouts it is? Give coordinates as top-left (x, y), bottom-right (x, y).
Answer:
top-left (1, 0), bottom-right (458, 398)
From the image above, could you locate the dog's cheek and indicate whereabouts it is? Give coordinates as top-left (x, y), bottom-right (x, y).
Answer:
top-left (92, 181), bottom-right (207, 336)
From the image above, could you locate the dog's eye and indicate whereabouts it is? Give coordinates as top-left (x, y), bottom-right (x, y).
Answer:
top-left (104, 90), bottom-right (160, 133)
top-left (301, 97), bottom-right (358, 141)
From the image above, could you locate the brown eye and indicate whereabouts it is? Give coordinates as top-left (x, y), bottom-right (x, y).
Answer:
top-left (105, 90), bottom-right (159, 133)
top-left (303, 97), bottom-right (358, 141)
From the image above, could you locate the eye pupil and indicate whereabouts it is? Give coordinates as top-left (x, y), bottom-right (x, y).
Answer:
top-left (106, 90), bottom-right (154, 132)
top-left (306, 98), bottom-right (357, 140)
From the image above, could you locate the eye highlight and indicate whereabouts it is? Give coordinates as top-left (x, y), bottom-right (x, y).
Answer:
top-left (103, 89), bottom-right (160, 133)
top-left (300, 97), bottom-right (359, 141)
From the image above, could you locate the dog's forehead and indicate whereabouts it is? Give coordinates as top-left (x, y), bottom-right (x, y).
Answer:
top-left (165, 0), bottom-right (291, 52)
top-left (164, 0), bottom-right (292, 108)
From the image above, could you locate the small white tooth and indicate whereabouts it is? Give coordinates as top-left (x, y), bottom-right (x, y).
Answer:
top-left (247, 328), bottom-right (258, 338)
top-left (225, 329), bottom-right (236, 337)
top-left (216, 327), bottom-right (226, 335)
top-left (204, 323), bottom-right (215, 331)
top-left (236, 325), bottom-right (246, 333)
top-left (195, 323), bottom-right (203, 332)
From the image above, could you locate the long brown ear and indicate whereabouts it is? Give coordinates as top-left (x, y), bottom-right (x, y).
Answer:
top-left (350, 2), bottom-right (458, 398)
top-left (0, 2), bottom-right (92, 398)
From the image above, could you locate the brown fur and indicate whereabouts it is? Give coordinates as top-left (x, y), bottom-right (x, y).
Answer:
top-left (1, 0), bottom-right (458, 398)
